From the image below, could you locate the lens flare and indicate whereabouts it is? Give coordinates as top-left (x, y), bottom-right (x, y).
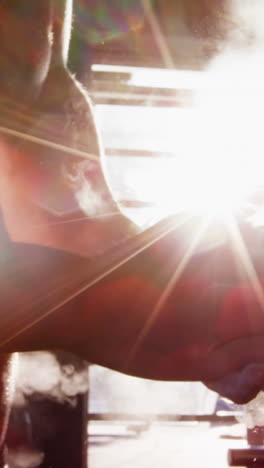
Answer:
top-left (128, 54), bottom-right (264, 223)
top-left (188, 51), bottom-right (264, 219)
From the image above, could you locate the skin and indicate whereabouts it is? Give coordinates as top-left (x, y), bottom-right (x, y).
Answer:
top-left (2, 216), bottom-right (264, 405)
top-left (0, 0), bottom-right (264, 451)
top-left (0, 0), bottom-right (53, 101)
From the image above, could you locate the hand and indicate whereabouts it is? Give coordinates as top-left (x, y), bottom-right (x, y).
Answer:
top-left (205, 363), bottom-right (264, 404)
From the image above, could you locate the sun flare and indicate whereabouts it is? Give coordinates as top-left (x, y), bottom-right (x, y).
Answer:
top-left (130, 56), bottom-right (264, 224)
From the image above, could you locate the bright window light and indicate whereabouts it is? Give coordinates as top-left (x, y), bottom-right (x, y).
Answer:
top-left (95, 60), bottom-right (264, 226)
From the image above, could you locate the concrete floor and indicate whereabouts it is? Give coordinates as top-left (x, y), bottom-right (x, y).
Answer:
top-left (88, 422), bottom-right (248, 468)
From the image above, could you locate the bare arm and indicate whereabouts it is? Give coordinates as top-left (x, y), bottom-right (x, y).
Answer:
top-left (0, 0), bottom-right (136, 258)
top-left (1, 214), bottom-right (264, 404)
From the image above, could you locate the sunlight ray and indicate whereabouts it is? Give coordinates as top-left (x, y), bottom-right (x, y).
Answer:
top-left (0, 214), bottom-right (194, 347)
top-left (0, 125), bottom-right (98, 161)
top-left (124, 217), bottom-right (210, 368)
top-left (141, 0), bottom-right (175, 69)
top-left (227, 216), bottom-right (264, 311)
top-left (32, 211), bottom-right (123, 228)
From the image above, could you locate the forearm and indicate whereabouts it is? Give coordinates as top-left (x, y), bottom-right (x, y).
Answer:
top-left (53, 217), bottom-right (264, 382)
top-left (67, 219), bottom-right (264, 381)
top-left (3, 215), bottom-right (264, 385)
